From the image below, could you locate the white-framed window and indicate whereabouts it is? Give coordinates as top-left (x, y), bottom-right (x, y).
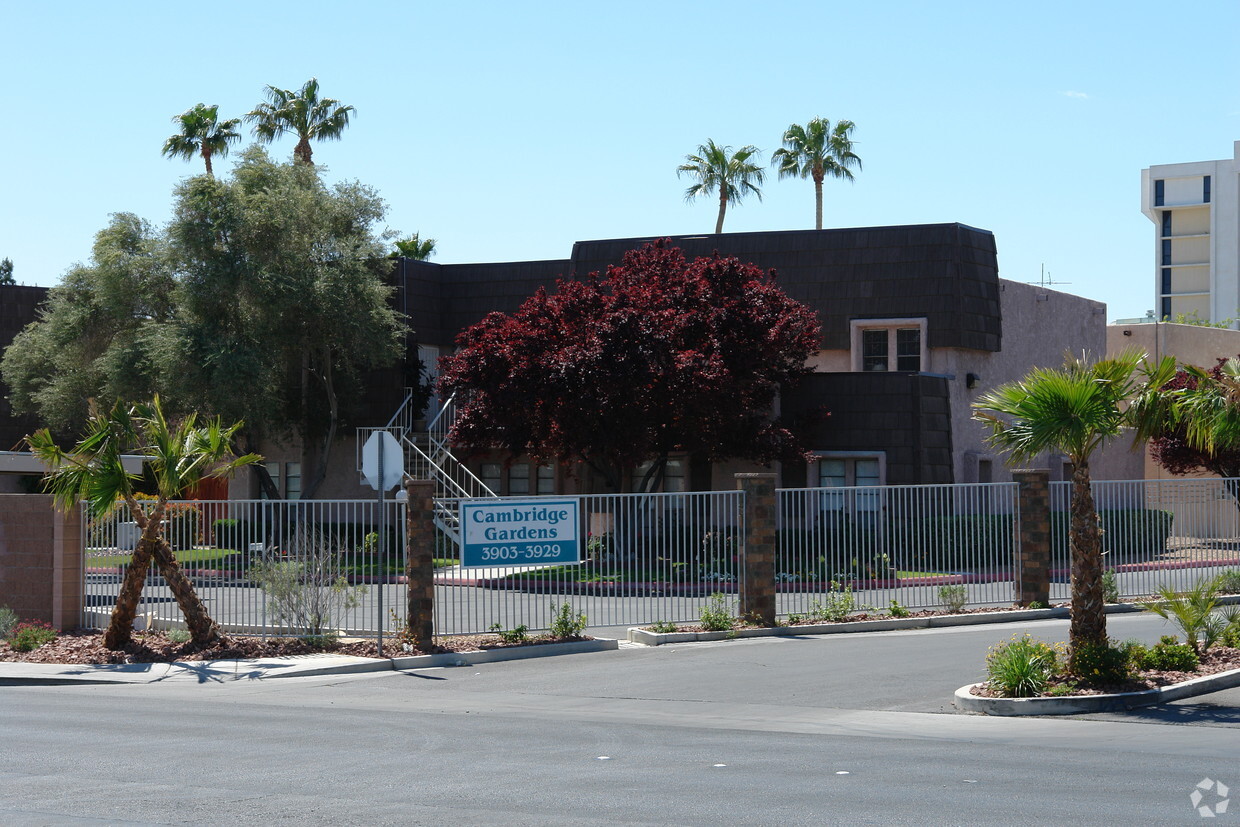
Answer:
top-left (262, 461), bottom-right (282, 499)
top-left (536, 464), bottom-right (556, 494)
top-left (814, 452), bottom-right (885, 514)
top-left (850, 318), bottom-right (927, 373)
top-left (633, 458), bottom-right (686, 493)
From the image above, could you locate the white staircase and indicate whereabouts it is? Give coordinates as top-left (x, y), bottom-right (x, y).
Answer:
top-left (358, 389), bottom-right (498, 544)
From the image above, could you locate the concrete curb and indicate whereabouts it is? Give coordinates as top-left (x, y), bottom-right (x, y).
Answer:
top-left (0, 638), bottom-right (619, 685)
top-left (954, 667), bottom-right (1240, 716)
top-left (625, 604), bottom-right (1145, 646)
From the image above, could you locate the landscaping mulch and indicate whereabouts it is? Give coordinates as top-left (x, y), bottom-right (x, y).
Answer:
top-left (970, 647), bottom-right (1240, 698)
top-left (0, 630), bottom-right (590, 666)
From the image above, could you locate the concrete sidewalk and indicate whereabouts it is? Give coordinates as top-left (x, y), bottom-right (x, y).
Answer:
top-left (0, 637), bottom-right (621, 685)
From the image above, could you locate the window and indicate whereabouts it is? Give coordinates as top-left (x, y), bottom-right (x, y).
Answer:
top-left (507, 462), bottom-right (530, 495)
top-left (1161, 239), bottom-right (1172, 266)
top-left (1161, 210), bottom-right (1172, 237)
top-left (480, 463), bottom-right (502, 495)
top-left (262, 461), bottom-right (282, 499)
top-left (1161, 268), bottom-right (1172, 294)
top-left (536, 464), bottom-right (555, 494)
top-left (815, 454), bottom-right (884, 514)
top-left (632, 458), bottom-right (686, 493)
top-left (1204, 175), bottom-right (1211, 204)
top-left (851, 319), bottom-right (926, 373)
top-left (285, 462), bottom-right (302, 501)
top-left (1154, 179), bottom-right (1164, 207)
top-left (1161, 297), bottom-right (1171, 319)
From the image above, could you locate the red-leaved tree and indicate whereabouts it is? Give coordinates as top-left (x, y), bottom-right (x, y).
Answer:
top-left (1149, 356), bottom-right (1240, 481)
top-left (437, 240), bottom-right (822, 492)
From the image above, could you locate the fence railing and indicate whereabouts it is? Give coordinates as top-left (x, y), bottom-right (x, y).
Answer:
top-left (81, 477), bottom-right (1240, 642)
top-left (1050, 477), bottom-right (1240, 601)
top-left (431, 490), bottom-right (745, 636)
top-left (83, 499), bottom-right (405, 637)
top-left (776, 482), bottom-right (1020, 615)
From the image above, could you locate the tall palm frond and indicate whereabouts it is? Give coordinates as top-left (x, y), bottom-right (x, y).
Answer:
top-left (161, 103), bottom-right (241, 176)
top-left (677, 140), bottom-right (765, 234)
top-left (246, 78), bottom-right (355, 165)
top-left (771, 118), bottom-right (861, 229)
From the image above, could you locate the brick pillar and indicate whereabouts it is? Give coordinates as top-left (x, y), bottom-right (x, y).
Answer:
top-left (51, 503), bottom-right (84, 631)
top-left (404, 479), bottom-right (436, 649)
top-left (736, 473), bottom-right (777, 626)
top-left (1014, 469), bottom-right (1050, 606)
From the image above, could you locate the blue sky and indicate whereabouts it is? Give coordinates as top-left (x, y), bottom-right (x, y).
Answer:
top-left (4, 1), bottom-right (1239, 322)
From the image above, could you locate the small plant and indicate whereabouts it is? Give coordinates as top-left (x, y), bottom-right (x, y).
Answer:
top-left (986, 634), bottom-right (1059, 698)
top-left (1217, 569), bottom-right (1240, 595)
top-left (1101, 569), bottom-right (1119, 604)
top-left (888, 599), bottom-right (910, 618)
top-left (0, 605), bottom-right (17, 639)
top-left (248, 527), bottom-right (368, 638)
top-left (489, 622), bottom-right (528, 644)
top-left (802, 584), bottom-right (856, 623)
top-left (1140, 577), bottom-right (1229, 652)
top-left (1132, 639), bottom-right (1199, 672)
top-left (1044, 682), bottom-right (1078, 697)
top-left (166, 628), bottom-right (192, 644)
top-left (1068, 639), bottom-right (1132, 685)
top-left (648, 619), bottom-right (679, 634)
top-left (360, 532), bottom-right (379, 555)
top-left (1027, 600), bottom-right (1049, 610)
top-left (938, 584), bottom-right (968, 613)
top-left (8, 619), bottom-right (58, 652)
top-left (549, 602), bottom-right (588, 639)
top-left (698, 592), bottom-right (736, 631)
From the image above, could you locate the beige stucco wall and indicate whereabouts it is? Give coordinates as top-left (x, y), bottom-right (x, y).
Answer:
top-left (939, 279), bottom-right (1143, 483)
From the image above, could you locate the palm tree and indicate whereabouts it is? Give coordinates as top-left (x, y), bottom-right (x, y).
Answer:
top-left (161, 104), bottom-right (242, 176)
top-left (771, 118), bottom-right (861, 230)
top-left (973, 351), bottom-right (1175, 664)
top-left (28, 397), bottom-right (259, 650)
top-left (677, 140), bottom-right (765, 234)
top-left (391, 233), bottom-right (437, 261)
top-left (246, 78), bottom-right (354, 166)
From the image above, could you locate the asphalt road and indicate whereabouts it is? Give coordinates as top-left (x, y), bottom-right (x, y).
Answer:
top-left (3, 613), bottom-right (1237, 825)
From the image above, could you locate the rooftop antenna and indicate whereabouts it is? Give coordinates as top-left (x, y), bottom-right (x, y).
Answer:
top-left (1027, 263), bottom-right (1071, 289)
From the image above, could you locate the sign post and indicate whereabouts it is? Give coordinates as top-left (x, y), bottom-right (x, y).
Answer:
top-left (460, 498), bottom-right (581, 568)
top-left (361, 430), bottom-right (404, 655)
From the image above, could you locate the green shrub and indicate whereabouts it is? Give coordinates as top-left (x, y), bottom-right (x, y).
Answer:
top-left (166, 628), bottom-right (191, 644)
top-left (248, 527), bottom-right (367, 637)
top-left (648, 620), bottom-right (678, 634)
top-left (798, 585), bottom-right (856, 623)
top-left (0, 605), bottom-right (17, 639)
top-left (1051, 508), bottom-right (1173, 561)
top-left (549, 602), bottom-right (587, 639)
top-left (1027, 600), bottom-right (1049, 610)
top-left (698, 593), bottom-right (736, 631)
top-left (1101, 569), bottom-right (1119, 604)
top-left (938, 585), bottom-right (968, 613)
top-left (1133, 639), bottom-right (1199, 672)
top-left (1069, 639), bottom-right (1132, 684)
top-left (8, 620), bottom-right (57, 652)
top-left (1217, 569), bottom-right (1240, 595)
top-left (888, 599), bottom-right (910, 618)
top-left (1141, 577), bottom-right (1230, 652)
top-left (489, 623), bottom-right (528, 644)
top-left (986, 635), bottom-right (1059, 697)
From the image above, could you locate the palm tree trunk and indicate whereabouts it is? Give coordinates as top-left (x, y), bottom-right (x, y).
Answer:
top-left (103, 536), bottom-right (156, 650)
top-left (814, 178), bottom-right (823, 230)
top-left (715, 192), bottom-right (727, 234)
top-left (202, 147), bottom-right (214, 177)
top-left (1068, 459), bottom-right (1107, 659)
top-left (150, 539), bottom-right (222, 646)
top-left (294, 137), bottom-right (313, 165)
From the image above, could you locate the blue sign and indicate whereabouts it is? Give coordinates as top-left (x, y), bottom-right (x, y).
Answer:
top-left (460, 498), bottom-right (581, 568)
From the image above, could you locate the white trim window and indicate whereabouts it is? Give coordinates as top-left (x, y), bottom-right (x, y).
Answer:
top-left (850, 318), bottom-right (927, 373)
top-left (815, 452), bottom-right (885, 514)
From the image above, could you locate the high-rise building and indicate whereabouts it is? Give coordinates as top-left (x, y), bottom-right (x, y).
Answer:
top-left (1141, 142), bottom-right (1240, 326)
